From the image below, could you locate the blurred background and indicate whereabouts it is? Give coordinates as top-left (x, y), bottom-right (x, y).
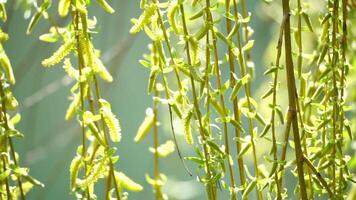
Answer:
top-left (2, 0), bottom-right (354, 199)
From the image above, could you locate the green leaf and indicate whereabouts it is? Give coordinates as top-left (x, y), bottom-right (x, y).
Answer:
top-left (242, 179), bottom-right (257, 199)
top-left (0, 169), bottom-right (10, 181)
top-left (185, 157), bottom-right (204, 165)
top-left (230, 74), bottom-right (250, 101)
top-left (194, 24), bottom-right (210, 41)
top-left (207, 141), bottom-right (225, 156)
top-left (275, 106), bottom-right (284, 124)
top-left (238, 143), bottom-right (251, 158)
top-left (255, 113), bottom-right (266, 126)
top-left (26, 1), bottom-right (50, 34)
top-left (264, 66), bottom-right (279, 75)
top-left (261, 87), bottom-right (273, 99)
top-left (260, 124), bottom-right (271, 137)
top-left (189, 8), bottom-right (204, 20)
top-left (302, 12), bottom-right (314, 32)
top-left (242, 40), bottom-right (254, 52)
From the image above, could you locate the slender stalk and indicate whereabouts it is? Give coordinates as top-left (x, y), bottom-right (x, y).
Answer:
top-left (154, 0), bottom-right (183, 91)
top-left (205, 0), bottom-right (236, 196)
top-left (294, 3), bottom-right (314, 196)
top-left (232, 1), bottom-right (262, 199)
top-left (240, 0), bottom-right (252, 65)
top-left (281, 1), bottom-right (307, 199)
top-left (1, 157), bottom-right (11, 200)
top-left (153, 87), bottom-right (161, 200)
top-left (338, 0), bottom-right (348, 195)
top-left (204, 33), bottom-right (218, 200)
top-left (268, 13), bottom-right (287, 200)
top-left (92, 75), bottom-right (121, 200)
top-left (73, 9), bottom-right (91, 199)
top-left (226, 0), bottom-right (246, 190)
top-left (0, 80), bottom-right (25, 200)
top-left (330, 0), bottom-right (339, 194)
top-left (151, 1), bottom-right (192, 175)
top-left (303, 156), bottom-right (333, 198)
top-left (179, 4), bottom-right (215, 200)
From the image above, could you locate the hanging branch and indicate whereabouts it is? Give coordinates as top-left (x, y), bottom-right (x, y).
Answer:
top-left (0, 1), bottom-right (43, 199)
top-left (28, 0), bottom-right (142, 199)
top-left (281, 0), bottom-right (308, 199)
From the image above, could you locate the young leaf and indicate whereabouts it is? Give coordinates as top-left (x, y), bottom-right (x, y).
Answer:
top-left (260, 124), bottom-right (271, 137)
top-left (238, 143), bottom-right (251, 158)
top-left (242, 40), bottom-right (255, 52)
top-left (302, 12), bottom-right (314, 32)
top-left (242, 179), bottom-right (257, 199)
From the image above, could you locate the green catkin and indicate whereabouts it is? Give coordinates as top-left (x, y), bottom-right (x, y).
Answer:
top-left (167, 2), bottom-right (180, 34)
top-left (130, 3), bottom-right (157, 34)
top-left (115, 172), bottom-right (143, 192)
top-left (183, 110), bottom-right (194, 145)
top-left (134, 111), bottom-right (155, 142)
top-left (42, 39), bottom-right (74, 67)
top-left (69, 155), bottom-right (82, 191)
top-left (99, 99), bottom-right (122, 143)
top-left (0, 44), bottom-right (15, 84)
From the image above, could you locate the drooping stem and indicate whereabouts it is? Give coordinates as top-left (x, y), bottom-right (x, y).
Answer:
top-left (303, 156), bottom-right (333, 198)
top-left (91, 75), bottom-right (121, 200)
top-left (205, 0), bottom-right (236, 196)
top-left (0, 79), bottom-right (25, 200)
top-left (268, 13), bottom-right (287, 200)
top-left (179, 4), bottom-right (215, 200)
top-left (232, 1), bottom-right (262, 199)
top-left (338, 0), bottom-right (348, 195)
top-left (1, 157), bottom-right (11, 200)
top-left (281, 0), bottom-right (307, 199)
top-left (330, 0), bottom-right (340, 194)
top-left (73, 9), bottom-right (91, 199)
top-left (226, 0), bottom-right (246, 190)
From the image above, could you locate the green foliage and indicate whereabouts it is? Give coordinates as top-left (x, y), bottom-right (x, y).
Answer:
top-left (131, 0), bottom-right (355, 199)
top-left (0, 2), bottom-right (43, 199)
top-left (28, 0), bottom-right (142, 199)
